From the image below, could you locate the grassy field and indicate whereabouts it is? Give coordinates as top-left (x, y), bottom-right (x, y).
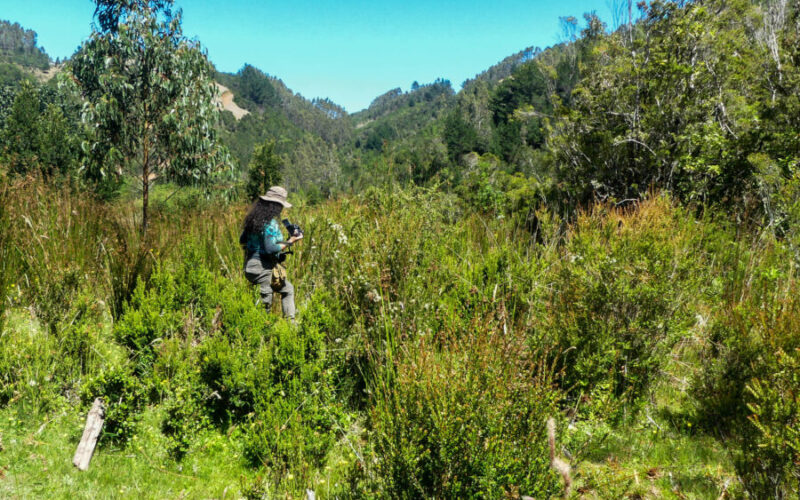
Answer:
top-left (0, 177), bottom-right (797, 498)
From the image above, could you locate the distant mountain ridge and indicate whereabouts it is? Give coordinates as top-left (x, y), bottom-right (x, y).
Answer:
top-left (0, 19), bottom-right (51, 70)
top-left (0, 16), bottom-right (557, 194)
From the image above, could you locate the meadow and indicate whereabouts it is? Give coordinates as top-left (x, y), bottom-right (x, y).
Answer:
top-left (1, 174), bottom-right (797, 498)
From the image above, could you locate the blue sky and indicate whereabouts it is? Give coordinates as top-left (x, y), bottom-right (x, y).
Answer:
top-left (1, 0), bottom-right (618, 112)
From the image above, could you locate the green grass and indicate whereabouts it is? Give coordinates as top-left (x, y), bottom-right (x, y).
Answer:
top-left (0, 405), bottom-right (248, 499)
top-left (1, 176), bottom-right (797, 498)
top-left (0, 392), bottom-right (367, 499)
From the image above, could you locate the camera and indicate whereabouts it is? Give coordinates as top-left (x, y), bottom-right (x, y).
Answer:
top-left (282, 218), bottom-right (303, 237)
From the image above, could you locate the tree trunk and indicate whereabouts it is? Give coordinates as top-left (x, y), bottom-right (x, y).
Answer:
top-left (142, 135), bottom-right (150, 238)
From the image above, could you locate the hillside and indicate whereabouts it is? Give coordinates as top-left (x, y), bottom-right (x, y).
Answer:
top-left (0, 20), bottom-right (52, 87)
top-left (214, 82), bottom-right (249, 120)
top-left (2, 2), bottom-right (800, 498)
top-left (213, 65), bottom-right (351, 194)
top-left (0, 20), bottom-right (50, 70)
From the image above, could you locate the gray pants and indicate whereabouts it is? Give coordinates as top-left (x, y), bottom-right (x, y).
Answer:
top-left (245, 259), bottom-right (296, 319)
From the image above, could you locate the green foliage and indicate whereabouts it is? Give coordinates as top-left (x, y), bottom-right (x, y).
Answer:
top-left (489, 60), bottom-right (550, 157)
top-left (103, 238), bottom-right (344, 479)
top-left (68, 0), bottom-right (230, 231)
top-left (463, 46), bottom-right (539, 88)
top-left (245, 139), bottom-right (283, 200)
top-left (362, 121), bottom-right (395, 152)
top-left (114, 268), bottom-right (183, 375)
top-left (357, 79), bottom-right (454, 123)
top-left (0, 81), bottom-right (78, 178)
top-left (1, 81), bottom-right (41, 174)
top-left (216, 86), bottom-right (344, 195)
top-left (0, 20), bottom-right (50, 70)
top-left (83, 365), bottom-right (146, 445)
top-left (692, 242), bottom-right (792, 430)
top-left (58, 295), bottom-right (110, 378)
top-left (161, 374), bottom-right (210, 459)
top-left (236, 64), bottom-right (280, 110)
top-left (545, 0), bottom-right (798, 208)
top-left (455, 153), bottom-right (507, 213)
top-left (745, 349), bottom-right (800, 498)
top-left (370, 330), bottom-right (561, 498)
top-left (351, 79), bottom-right (455, 171)
top-left (3, 166), bottom-right (799, 498)
top-left (692, 242), bottom-right (800, 497)
top-left (540, 198), bottom-right (719, 417)
top-left (442, 109), bottom-right (479, 163)
top-left (200, 306), bottom-right (339, 477)
top-left (0, 311), bottom-right (63, 413)
top-left (0, 62), bottom-right (31, 87)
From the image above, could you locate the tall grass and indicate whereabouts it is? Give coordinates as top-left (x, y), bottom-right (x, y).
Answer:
top-left (1, 176), bottom-right (242, 325)
top-left (1, 176), bottom-right (798, 497)
top-left (0, 171), bottom-right (11, 333)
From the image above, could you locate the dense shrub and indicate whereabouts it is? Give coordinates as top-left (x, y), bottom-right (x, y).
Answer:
top-left (538, 198), bottom-right (721, 418)
top-left (369, 329), bottom-right (562, 498)
top-left (0, 314), bottom-right (63, 413)
top-left (82, 365), bottom-right (146, 445)
top-left (0, 286), bottom-right (121, 416)
top-left (161, 374), bottom-right (210, 459)
top-left (107, 237), bottom-right (345, 474)
top-left (744, 346), bottom-right (800, 499)
top-left (199, 306), bottom-right (341, 477)
top-left (114, 268), bottom-right (183, 375)
top-left (115, 244), bottom-right (222, 375)
top-left (692, 246), bottom-right (800, 498)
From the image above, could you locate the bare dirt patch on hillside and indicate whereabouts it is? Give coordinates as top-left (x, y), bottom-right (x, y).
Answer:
top-left (215, 83), bottom-right (249, 120)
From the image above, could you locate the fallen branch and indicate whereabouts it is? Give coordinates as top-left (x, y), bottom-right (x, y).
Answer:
top-left (73, 398), bottom-right (105, 471)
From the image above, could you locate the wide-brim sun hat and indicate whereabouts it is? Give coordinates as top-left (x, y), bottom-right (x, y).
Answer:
top-left (259, 186), bottom-right (292, 208)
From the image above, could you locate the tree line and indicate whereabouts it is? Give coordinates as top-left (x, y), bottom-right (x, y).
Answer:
top-left (2, 0), bottom-right (800, 232)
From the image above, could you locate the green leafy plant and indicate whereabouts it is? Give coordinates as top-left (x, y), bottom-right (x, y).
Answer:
top-left (539, 198), bottom-right (712, 418)
top-left (82, 365), bottom-right (146, 446)
top-left (693, 254), bottom-right (800, 497)
top-left (369, 328), bottom-right (562, 498)
top-left (68, 0), bottom-right (230, 233)
top-left (245, 139), bottom-right (283, 201)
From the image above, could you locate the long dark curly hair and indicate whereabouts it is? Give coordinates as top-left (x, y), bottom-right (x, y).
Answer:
top-left (242, 199), bottom-right (283, 241)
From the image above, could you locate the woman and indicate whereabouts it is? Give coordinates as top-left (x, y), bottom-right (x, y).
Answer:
top-left (240, 186), bottom-right (302, 319)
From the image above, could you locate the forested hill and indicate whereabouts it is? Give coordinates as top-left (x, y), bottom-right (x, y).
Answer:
top-left (3, 2), bottom-right (800, 498)
top-left (0, 20), bottom-right (51, 70)
top-left (213, 64), bottom-right (351, 193)
top-left (0, 20), bottom-right (53, 87)
top-left (3, 0), bottom-right (800, 212)
top-left (212, 41), bottom-right (568, 193)
top-left (0, 17), bottom-right (579, 196)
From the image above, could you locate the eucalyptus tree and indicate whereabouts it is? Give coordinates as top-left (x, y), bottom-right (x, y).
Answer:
top-left (68, 0), bottom-right (229, 235)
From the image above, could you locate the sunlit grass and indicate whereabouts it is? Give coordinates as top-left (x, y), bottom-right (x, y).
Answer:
top-left (1, 176), bottom-right (796, 497)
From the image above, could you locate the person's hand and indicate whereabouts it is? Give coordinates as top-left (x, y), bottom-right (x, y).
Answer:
top-left (287, 234), bottom-right (303, 245)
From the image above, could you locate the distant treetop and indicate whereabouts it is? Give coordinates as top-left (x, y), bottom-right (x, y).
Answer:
top-left (0, 20), bottom-right (51, 70)
top-left (92, 0), bottom-right (175, 33)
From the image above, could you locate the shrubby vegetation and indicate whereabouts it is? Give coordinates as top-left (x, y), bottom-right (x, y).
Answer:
top-left (2, 0), bottom-right (800, 498)
top-left (3, 174), bottom-right (799, 497)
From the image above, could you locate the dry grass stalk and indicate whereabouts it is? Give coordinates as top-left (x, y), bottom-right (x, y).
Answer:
top-left (548, 417), bottom-right (572, 498)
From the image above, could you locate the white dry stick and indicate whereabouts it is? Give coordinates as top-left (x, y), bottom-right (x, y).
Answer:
top-left (548, 418), bottom-right (573, 498)
top-left (73, 398), bottom-right (105, 471)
